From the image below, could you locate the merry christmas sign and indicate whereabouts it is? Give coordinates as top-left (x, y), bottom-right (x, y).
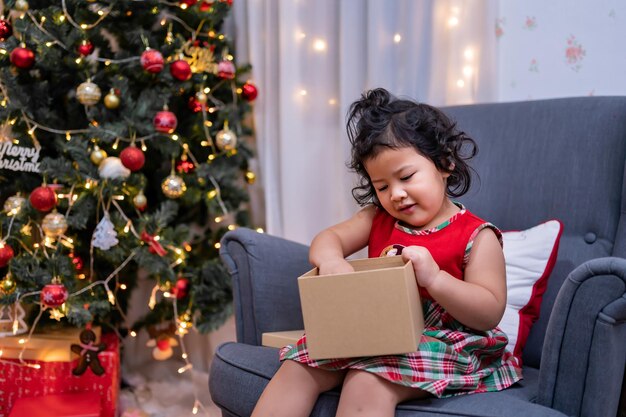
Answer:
top-left (0, 142), bottom-right (40, 173)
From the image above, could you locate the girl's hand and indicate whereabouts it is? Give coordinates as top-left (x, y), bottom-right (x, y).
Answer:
top-left (401, 246), bottom-right (440, 289)
top-left (318, 258), bottom-right (355, 275)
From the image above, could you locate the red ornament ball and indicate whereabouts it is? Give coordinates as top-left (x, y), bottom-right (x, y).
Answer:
top-left (153, 110), bottom-right (178, 133)
top-left (170, 59), bottom-right (192, 81)
top-left (140, 49), bottom-right (164, 73)
top-left (0, 243), bottom-right (15, 268)
top-left (29, 186), bottom-right (57, 212)
top-left (40, 283), bottom-right (69, 308)
top-left (179, 0), bottom-right (198, 7)
top-left (187, 96), bottom-right (205, 113)
top-left (120, 146), bottom-right (145, 171)
top-left (199, 1), bottom-right (212, 11)
top-left (217, 60), bottom-right (236, 79)
top-left (0, 19), bottom-right (13, 42)
top-left (241, 82), bottom-right (258, 102)
top-left (10, 46), bottom-right (35, 69)
top-left (172, 277), bottom-right (190, 299)
top-left (77, 40), bottom-right (94, 56)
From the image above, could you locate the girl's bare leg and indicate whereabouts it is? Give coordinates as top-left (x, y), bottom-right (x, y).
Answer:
top-left (336, 369), bottom-right (428, 417)
top-left (251, 360), bottom-right (346, 417)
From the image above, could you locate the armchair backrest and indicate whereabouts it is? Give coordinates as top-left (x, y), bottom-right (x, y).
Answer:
top-left (444, 96), bottom-right (626, 368)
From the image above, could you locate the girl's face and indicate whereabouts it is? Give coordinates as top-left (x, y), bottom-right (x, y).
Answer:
top-left (364, 146), bottom-right (457, 229)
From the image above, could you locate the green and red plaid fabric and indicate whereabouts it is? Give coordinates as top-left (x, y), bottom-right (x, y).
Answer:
top-left (280, 299), bottom-right (523, 398)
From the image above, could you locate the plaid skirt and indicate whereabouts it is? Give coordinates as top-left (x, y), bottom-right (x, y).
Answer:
top-left (279, 299), bottom-right (523, 398)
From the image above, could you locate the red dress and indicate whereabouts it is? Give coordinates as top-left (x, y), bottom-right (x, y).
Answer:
top-left (280, 205), bottom-right (523, 398)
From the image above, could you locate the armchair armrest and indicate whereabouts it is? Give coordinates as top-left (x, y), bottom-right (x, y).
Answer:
top-left (219, 228), bottom-right (311, 345)
top-left (538, 257), bottom-right (626, 417)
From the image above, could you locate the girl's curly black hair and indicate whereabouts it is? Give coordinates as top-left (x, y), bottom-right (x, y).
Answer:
top-left (346, 88), bottom-right (478, 207)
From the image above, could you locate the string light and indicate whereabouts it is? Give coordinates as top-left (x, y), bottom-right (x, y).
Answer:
top-left (312, 39), bottom-right (327, 52)
top-left (393, 33), bottom-right (402, 43)
top-left (178, 363), bottom-right (192, 374)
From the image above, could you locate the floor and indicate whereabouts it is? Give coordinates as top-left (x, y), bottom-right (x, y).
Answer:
top-left (118, 316), bottom-right (236, 417)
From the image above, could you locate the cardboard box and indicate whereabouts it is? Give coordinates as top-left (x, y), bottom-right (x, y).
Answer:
top-left (261, 330), bottom-right (304, 349)
top-left (298, 256), bottom-right (423, 360)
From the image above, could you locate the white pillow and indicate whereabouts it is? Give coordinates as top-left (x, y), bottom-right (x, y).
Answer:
top-left (499, 220), bottom-right (563, 357)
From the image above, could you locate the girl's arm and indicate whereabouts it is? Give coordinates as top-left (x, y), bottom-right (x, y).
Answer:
top-left (309, 205), bottom-right (376, 275)
top-left (402, 229), bottom-right (507, 331)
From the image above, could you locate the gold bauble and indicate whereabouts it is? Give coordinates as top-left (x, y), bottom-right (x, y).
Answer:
top-left (90, 145), bottom-right (107, 165)
top-left (133, 191), bottom-right (147, 209)
top-left (215, 127), bottom-right (238, 151)
top-left (4, 194), bottom-right (26, 215)
top-left (76, 80), bottom-right (101, 106)
top-left (14, 0), bottom-right (29, 11)
top-left (161, 174), bottom-right (187, 199)
top-left (244, 171), bottom-right (256, 184)
top-left (104, 89), bottom-right (120, 109)
top-left (195, 91), bottom-right (207, 104)
top-left (42, 211), bottom-right (68, 238)
top-left (0, 273), bottom-right (16, 295)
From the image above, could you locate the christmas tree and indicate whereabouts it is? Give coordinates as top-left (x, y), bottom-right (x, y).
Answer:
top-left (0, 0), bottom-right (257, 354)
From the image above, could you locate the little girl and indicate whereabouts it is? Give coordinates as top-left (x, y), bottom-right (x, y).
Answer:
top-left (251, 88), bottom-right (522, 417)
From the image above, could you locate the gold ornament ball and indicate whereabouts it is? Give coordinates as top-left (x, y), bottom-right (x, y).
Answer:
top-left (161, 174), bottom-right (187, 199)
top-left (14, 0), bottom-right (29, 11)
top-left (4, 194), bottom-right (26, 215)
top-left (76, 80), bottom-right (101, 106)
top-left (104, 90), bottom-right (120, 109)
top-left (1, 274), bottom-right (16, 295)
top-left (245, 171), bottom-right (256, 184)
top-left (42, 211), bottom-right (68, 238)
top-left (215, 128), bottom-right (238, 151)
top-left (90, 145), bottom-right (107, 165)
top-left (195, 91), bottom-right (208, 104)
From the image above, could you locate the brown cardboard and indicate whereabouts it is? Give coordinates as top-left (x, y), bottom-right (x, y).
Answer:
top-left (298, 256), bottom-right (424, 360)
top-left (0, 326), bottom-right (102, 362)
top-left (261, 330), bottom-right (304, 349)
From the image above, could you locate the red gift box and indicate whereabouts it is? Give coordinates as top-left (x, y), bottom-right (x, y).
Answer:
top-left (0, 333), bottom-right (120, 417)
top-left (8, 392), bottom-right (101, 417)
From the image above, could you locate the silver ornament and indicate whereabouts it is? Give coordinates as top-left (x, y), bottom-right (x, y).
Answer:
top-left (161, 174), bottom-right (187, 199)
top-left (4, 194), bottom-right (25, 215)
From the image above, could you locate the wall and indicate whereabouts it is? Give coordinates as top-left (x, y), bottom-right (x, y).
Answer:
top-left (497, 1), bottom-right (626, 101)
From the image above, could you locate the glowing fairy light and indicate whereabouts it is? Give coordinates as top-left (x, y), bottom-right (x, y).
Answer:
top-left (178, 364), bottom-right (192, 374)
top-left (312, 39), bottom-right (327, 52)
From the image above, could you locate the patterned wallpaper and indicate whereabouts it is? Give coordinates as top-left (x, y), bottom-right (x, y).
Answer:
top-left (497, 1), bottom-right (626, 102)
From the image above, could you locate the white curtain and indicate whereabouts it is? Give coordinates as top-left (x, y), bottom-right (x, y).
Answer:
top-left (232, 0), bottom-right (498, 245)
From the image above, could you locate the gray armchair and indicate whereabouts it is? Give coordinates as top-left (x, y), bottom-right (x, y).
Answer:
top-left (209, 97), bottom-right (626, 417)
